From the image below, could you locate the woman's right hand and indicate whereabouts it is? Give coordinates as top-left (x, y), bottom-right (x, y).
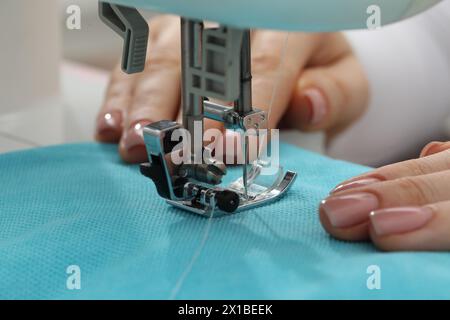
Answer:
top-left (95, 15), bottom-right (369, 163)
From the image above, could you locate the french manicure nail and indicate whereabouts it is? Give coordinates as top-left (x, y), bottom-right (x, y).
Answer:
top-left (331, 177), bottom-right (381, 194)
top-left (302, 88), bottom-right (328, 125)
top-left (420, 141), bottom-right (443, 157)
top-left (320, 192), bottom-right (379, 228)
top-left (420, 141), bottom-right (450, 157)
top-left (370, 207), bottom-right (434, 236)
top-left (122, 121), bottom-right (150, 151)
top-left (97, 111), bottom-right (122, 134)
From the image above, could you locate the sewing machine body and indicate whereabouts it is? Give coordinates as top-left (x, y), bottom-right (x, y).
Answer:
top-left (105, 0), bottom-right (441, 31)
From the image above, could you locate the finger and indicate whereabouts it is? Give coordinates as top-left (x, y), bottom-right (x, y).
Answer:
top-left (319, 192), bottom-right (376, 241)
top-left (319, 210), bottom-right (370, 242)
top-left (283, 34), bottom-right (369, 137)
top-left (96, 65), bottom-right (139, 143)
top-left (331, 148), bottom-right (450, 194)
top-left (208, 31), bottom-right (315, 162)
top-left (251, 31), bottom-right (321, 129)
top-left (420, 141), bottom-right (450, 157)
top-left (319, 170), bottom-right (450, 241)
top-left (286, 55), bottom-right (368, 136)
top-left (369, 202), bottom-right (450, 251)
top-left (119, 17), bottom-right (181, 163)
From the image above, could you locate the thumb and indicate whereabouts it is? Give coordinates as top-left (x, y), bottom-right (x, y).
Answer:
top-left (283, 54), bottom-right (369, 137)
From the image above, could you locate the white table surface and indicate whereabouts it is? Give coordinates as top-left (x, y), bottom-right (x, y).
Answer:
top-left (0, 62), bottom-right (106, 154)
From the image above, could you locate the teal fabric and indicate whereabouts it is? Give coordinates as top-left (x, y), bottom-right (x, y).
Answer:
top-left (0, 143), bottom-right (449, 300)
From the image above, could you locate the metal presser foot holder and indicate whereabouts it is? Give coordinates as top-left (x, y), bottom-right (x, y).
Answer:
top-left (100, 2), bottom-right (297, 217)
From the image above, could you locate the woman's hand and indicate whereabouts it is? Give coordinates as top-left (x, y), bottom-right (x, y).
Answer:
top-left (320, 141), bottom-right (450, 251)
top-left (95, 15), bottom-right (369, 163)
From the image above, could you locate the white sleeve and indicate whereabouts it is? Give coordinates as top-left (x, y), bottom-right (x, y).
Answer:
top-left (328, 0), bottom-right (450, 167)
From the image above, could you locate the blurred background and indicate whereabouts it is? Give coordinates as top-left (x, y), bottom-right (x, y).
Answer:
top-left (62, 0), bottom-right (154, 70)
top-left (0, 0), bottom-right (138, 154)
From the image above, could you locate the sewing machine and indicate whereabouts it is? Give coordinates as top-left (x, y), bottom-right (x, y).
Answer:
top-left (98, 0), bottom-right (441, 217)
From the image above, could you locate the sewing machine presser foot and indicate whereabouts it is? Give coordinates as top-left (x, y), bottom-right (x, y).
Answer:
top-left (100, 4), bottom-right (297, 217)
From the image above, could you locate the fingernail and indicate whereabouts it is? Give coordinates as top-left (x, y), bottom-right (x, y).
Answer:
top-left (121, 121), bottom-right (150, 151)
top-left (320, 192), bottom-right (379, 228)
top-left (370, 206), bottom-right (434, 236)
top-left (301, 88), bottom-right (328, 125)
top-left (331, 177), bottom-right (382, 194)
top-left (96, 111), bottom-right (122, 134)
top-left (420, 141), bottom-right (443, 157)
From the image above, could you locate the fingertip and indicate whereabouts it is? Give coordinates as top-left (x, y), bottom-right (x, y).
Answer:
top-left (95, 130), bottom-right (122, 144)
top-left (119, 144), bottom-right (148, 164)
top-left (420, 141), bottom-right (450, 157)
top-left (319, 206), bottom-right (371, 242)
top-left (95, 111), bottom-right (123, 143)
top-left (119, 121), bottom-right (150, 164)
top-left (302, 87), bottom-right (328, 126)
top-left (286, 85), bottom-right (329, 131)
top-left (368, 225), bottom-right (412, 252)
top-left (368, 206), bottom-right (437, 251)
top-left (420, 141), bottom-right (441, 157)
top-left (288, 84), bottom-right (312, 129)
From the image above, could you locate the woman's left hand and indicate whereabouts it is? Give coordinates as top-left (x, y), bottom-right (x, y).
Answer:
top-left (319, 141), bottom-right (450, 251)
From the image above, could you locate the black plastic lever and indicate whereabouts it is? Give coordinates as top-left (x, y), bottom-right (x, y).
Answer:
top-left (99, 2), bottom-right (149, 74)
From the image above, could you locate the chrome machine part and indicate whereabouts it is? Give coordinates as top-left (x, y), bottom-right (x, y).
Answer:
top-left (99, 2), bottom-right (297, 217)
top-left (98, 2), bottom-right (149, 74)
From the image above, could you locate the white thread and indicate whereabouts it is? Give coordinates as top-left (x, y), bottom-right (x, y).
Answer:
top-left (169, 214), bottom-right (214, 300)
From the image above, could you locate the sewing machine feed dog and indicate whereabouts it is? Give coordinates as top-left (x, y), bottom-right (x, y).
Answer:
top-left (99, 2), bottom-right (297, 217)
